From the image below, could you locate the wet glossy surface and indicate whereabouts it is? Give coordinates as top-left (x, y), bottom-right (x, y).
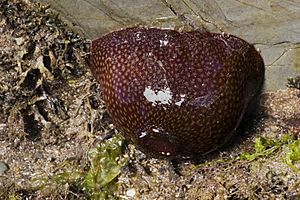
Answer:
top-left (90, 27), bottom-right (265, 158)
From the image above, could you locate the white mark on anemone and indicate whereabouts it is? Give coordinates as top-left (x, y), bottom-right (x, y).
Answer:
top-left (152, 128), bottom-right (160, 133)
top-left (139, 131), bottom-right (147, 138)
top-left (159, 34), bottom-right (169, 47)
top-left (143, 86), bottom-right (172, 106)
top-left (175, 94), bottom-right (186, 106)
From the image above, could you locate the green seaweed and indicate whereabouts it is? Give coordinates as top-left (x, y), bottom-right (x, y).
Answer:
top-left (33, 134), bottom-right (127, 199)
top-left (194, 133), bottom-right (300, 172)
top-left (240, 135), bottom-right (293, 161)
top-left (32, 160), bottom-right (85, 193)
top-left (82, 134), bottom-right (128, 199)
top-left (285, 139), bottom-right (300, 172)
top-left (8, 195), bottom-right (19, 200)
top-left (240, 134), bottom-right (293, 161)
top-left (240, 134), bottom-right (300, 171)
top-left (287, 75), bottom-right (300, 89)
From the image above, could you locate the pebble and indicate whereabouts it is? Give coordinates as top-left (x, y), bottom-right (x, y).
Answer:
top-left (126, 188), bottom-right (136, 197)
top-left (0, 162), bottom-right (9, 175)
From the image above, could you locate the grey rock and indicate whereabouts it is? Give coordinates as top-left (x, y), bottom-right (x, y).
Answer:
top-left (0, 162), bottom-right (9, 175)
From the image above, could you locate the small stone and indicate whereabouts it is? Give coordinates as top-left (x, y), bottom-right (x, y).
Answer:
top-left (0, 162), bottom-right (9, 175)
top-left (34, 151), bottom-right (43, 160)
top-left (126, 188), bottom-right (136, 197)
top-left (14, 37), bottom-right (25, 45)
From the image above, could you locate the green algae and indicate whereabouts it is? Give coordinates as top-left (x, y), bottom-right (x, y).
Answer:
top-left (192, 133), bottom-right (300, 173)
top-left (240, 134), bottom-right (293, 161)
top-left (82, 134), bottom-right (128, 199)
top-left (240, 134), bottom-right (300, 171)
top-left (287, 75), bottom-right (300, 89)
top-left (33, 134), bottom-right (128, 199)
top-left (285, 139), bottom-right (300, 172)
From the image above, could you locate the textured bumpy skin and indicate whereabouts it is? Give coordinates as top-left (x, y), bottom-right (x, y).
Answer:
top-left (90, 27), bottom-right (265, 158)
